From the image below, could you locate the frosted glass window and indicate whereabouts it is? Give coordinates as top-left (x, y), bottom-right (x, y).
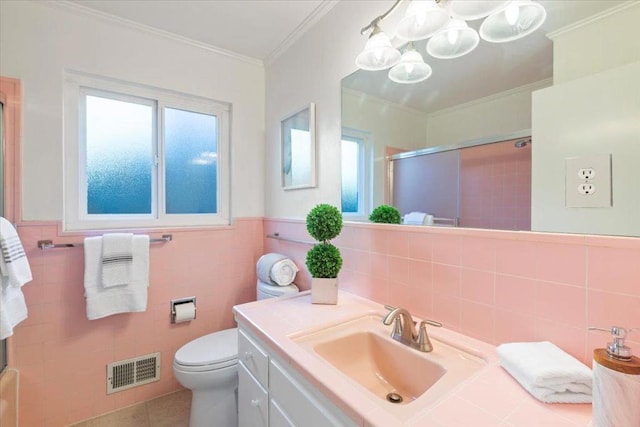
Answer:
top-left (65, 71), bottom-right (230, 230)
top-left (164, 108), bottom-right (218, 214)
top-left (85, 95), bottom-right (153, 214)
top-left (341, 138), bottom-right (360, 213)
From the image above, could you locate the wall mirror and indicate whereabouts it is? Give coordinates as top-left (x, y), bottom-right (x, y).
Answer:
top-left (281, 102), bottom-right (316, 190)
top-left (340, 0), bottom-right (638, 237)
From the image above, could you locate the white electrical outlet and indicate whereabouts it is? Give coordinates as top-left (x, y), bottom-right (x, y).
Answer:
top-left (578, 184), bottom-right (595, 195)
top-left (566, 154), bottom-right (612, 208)
top-left (578, 168), bottom-right (596, 180)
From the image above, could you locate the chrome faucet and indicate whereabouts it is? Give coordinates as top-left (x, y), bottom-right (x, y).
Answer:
top-left (382, 305), bottom-right (442, 352)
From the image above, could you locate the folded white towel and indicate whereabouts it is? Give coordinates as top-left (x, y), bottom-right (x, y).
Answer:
top-left (84, 235), bottom-right (150, 320)
top-left (497, 341), bottom-right (592, 403)
top-left (257, 253), bottom-right (298, 287)
top-left (102, 233), bottom-right (133, 288)
top-left (403, 212), bottom-right (427, 225)
top-left (0, 217), bottom-right (32, 288)
top-left (0, 276), bottom-right (28, 339)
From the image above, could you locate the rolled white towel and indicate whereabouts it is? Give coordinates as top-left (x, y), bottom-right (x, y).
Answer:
top-left (257, 253), bottom-right (298, 287)
top-left (497, 341), bottom-right (592, 404)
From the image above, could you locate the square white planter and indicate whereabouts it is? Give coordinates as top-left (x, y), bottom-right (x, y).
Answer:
top-left (311, 278), bottom-right (338, 305)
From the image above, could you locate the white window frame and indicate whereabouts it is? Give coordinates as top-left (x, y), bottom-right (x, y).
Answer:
top-left (64, 71), bottom-right (230, 231)
top-left (341, 128), bottom-right (372, 219)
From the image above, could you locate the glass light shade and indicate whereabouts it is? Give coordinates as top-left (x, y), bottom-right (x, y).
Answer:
top-left (396, 0), bottom-right (449, 41)
top-left (388, 47), bottom-right (432, 84)
top-left (480, 1), bottom-right (547, 43)
top-left (426, 18), bottom-right (479, 59)
top-left (450, 0), bottom-right (511, 20)
top-left (356, 29), bottom-right (402, 71)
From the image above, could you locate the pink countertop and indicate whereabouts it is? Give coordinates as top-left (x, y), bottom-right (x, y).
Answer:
top-left (233, 291), bottom-right (592, 427)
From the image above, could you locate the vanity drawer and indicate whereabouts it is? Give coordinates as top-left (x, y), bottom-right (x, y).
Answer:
top-left (238, 328), bottom-right (269, 387)
top-left (238, 363), bottom-right (268, 427)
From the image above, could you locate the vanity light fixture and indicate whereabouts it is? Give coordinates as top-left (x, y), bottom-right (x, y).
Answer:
top-left (479, 0), bottom-right (547, 43)
top-left (388, 42), bottom-right (433, 84)
top-left (356, 0), bottom-right (546, 80)
top-left (426, 17), bottom-right (479, 59)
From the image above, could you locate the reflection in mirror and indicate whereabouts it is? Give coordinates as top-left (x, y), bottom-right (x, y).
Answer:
top-left (281, 103), bottom-right (316, 190)
top-left (391, 137), bottom-right (531, 231)
top-left (341, 1), bottom-right (636, 236)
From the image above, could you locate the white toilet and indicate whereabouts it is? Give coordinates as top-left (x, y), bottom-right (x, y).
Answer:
top-left (173, 281), bottom-right (299, 427)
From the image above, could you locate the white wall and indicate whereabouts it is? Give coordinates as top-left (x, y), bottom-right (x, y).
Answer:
top-left (265, 1), bottom-right (376, 219)
top-left (551, 2), bottom-right (640, 84)
top-left (531, 2), bottom-right (640, 236)
top-left (532, 61), bottom-right (640, 236)
top-left (0, 1), bottom-right (265, 220)
top-left (424, 82), bottom-right (545, 147)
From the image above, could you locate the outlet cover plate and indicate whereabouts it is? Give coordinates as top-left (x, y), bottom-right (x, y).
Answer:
top-left (565, 154), bottom-right (612, 208)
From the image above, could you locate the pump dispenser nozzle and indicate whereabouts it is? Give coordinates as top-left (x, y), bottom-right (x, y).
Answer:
top-left (589, 326), bottom-right (638, 361)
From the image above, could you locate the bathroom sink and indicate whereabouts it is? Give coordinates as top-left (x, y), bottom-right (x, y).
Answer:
top-left (291, 314), bottom-right (485, 406)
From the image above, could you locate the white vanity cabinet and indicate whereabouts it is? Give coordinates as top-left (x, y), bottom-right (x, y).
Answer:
top-left (237, 325), bottom-right (357, 427)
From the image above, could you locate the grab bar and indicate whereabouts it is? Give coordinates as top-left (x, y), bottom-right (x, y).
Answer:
top-left (37, 234), bottom-right (173, 250)
top-left (266, 233), bottom-right (315, 246)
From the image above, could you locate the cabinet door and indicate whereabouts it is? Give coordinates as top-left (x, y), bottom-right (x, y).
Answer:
top-left (269, 400), bottom-right (295, 427)
top-left (238, 328), bottom-right (269, 387)
top-left (269, 359), bottom-right (357, 427)
top-left (238, 363), bottom-right (268, 427)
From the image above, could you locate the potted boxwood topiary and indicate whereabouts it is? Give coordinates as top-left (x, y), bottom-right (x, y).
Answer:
top-left (369, 204), bottom-right (401, 224)
top-left (305, 203), bottom-right (343, 304)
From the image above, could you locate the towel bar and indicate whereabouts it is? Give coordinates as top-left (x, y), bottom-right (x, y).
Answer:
top-left (37, 234), bottom-right (172, 250)
top-left (266, 233), bottom-right (315, 246)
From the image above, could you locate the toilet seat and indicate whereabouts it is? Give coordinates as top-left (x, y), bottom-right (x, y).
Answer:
top-left (174, 328), bottom-right (238, 372)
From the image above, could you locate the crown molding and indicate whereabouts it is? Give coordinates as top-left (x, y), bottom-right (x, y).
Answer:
top-left (547, 1), bottom-right (638, 40)
top-left (43, 0), bottom-right (264, 67)
top-left (426, 78), bottom-right (553, 118)
top-left (264, 0), bottom-right (339, 66)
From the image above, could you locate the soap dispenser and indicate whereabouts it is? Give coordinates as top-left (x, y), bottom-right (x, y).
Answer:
top-left (588, 326), bottom-right (640, 427)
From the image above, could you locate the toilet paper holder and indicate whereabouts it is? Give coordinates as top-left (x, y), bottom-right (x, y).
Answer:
top-left (171, 297), bottom-right (197, 324)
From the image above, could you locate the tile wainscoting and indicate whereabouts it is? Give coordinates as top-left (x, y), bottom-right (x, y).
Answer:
top-left (264, 218), bottom-right (640, 366)
top-left (9, 218), bottom-right (263, 426)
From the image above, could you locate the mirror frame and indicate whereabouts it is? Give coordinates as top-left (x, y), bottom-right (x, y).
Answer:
top-left (280, 102), bottom-right (316, 190)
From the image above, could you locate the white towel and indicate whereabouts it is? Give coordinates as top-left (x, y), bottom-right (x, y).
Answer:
top-left (102, 233), bottom-right (133, 288)
top-left (0, 217), bottom-right (32, 288)
top-left (0, 276), bottom-right (28, 339)
top-left (84, 235), bottom-right (150, 320)
top-left (256, 253), bottom-right (298, 286)
top-left (497, 341), bottom-right (592, 403)
top-left (403, 212), bottom-right (427, 225)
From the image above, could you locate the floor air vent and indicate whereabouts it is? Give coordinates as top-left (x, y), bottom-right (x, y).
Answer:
top-left (107, 352), bottom-right (161, 394)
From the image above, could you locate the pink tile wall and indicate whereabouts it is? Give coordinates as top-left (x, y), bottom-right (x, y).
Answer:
top-left (264, 218), bottom-right (640, 366)
top-left (10, 218), bottom-right (263, 427)
top-left (460, 140), bottom-right (532, 231)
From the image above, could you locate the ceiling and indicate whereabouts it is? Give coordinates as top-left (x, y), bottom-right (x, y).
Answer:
top-left (65, 0), bottom-right (625, 113)
top-left (67, 0), bottom-right (336, 62)
top-left (343, 0), bottom-right (627, 113)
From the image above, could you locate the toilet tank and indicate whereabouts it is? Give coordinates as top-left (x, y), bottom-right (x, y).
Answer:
top-left (257, 281), bottom-right (299, 300)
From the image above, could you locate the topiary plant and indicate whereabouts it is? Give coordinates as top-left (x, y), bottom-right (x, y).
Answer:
top-left (305, 204), bottom-right (343, 278)
top-left (369, 204), bottom-right (401, 224)
top-left (306, 243), bottom-right (342, 279)
top-left (306, 203), bottom-right (343, 242)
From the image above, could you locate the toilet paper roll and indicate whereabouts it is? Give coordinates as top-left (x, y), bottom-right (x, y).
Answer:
top-left (593, 359), bottom-right (640, 427)
top-left (174, 302), bottom-right (196, 323)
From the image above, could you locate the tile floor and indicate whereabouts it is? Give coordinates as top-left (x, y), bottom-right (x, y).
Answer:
top-left (68, 389), bottom-right (191, 427)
